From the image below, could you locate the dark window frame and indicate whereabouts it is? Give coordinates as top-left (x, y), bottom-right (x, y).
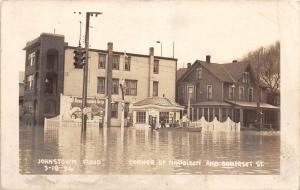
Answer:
top-left (125, 80), bottom-right (137, 96)
top-left (98, 53), bottom-right (106, 69)
top-left (153, 81), bottom-right (159, 97)
top-left (125, 56), bottom-right (131, 71)
top-left (112, 78), bottom-right (119, 94)
top-left (136, 111), bottom-right (146, 123)
top-left (97, 77), bottom-right (106, 94)
top-left (112, 55), bottom-right (120, 70)
top-left (111, 102), bottom-right (118, 118)
top-left (153, 59), bottom-right (159, 74)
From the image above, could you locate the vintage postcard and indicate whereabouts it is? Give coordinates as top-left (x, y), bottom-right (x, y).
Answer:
top-left (1, 1), bottom-right (299, 189)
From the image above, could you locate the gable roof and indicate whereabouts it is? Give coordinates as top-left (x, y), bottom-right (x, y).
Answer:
top-left (133, 96), bottom-right (183, 107)
top-left (177, 60), bottom-right (251, 83)
top-left (176, 68), bottom-right (188, 81)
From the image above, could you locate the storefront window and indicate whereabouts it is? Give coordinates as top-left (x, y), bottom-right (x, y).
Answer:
top-left (136, 112), bottom-right (146, 123)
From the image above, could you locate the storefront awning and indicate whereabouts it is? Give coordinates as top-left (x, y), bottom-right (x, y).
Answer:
top-left (226, 100), bottom-right (280, 109)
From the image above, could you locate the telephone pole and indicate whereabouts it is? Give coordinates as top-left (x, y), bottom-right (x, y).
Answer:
top-left (80, 12), bottom-right (102, 131)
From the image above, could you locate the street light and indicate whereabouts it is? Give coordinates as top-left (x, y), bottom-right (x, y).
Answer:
top-left (156, 41), bottom-right (162, 56)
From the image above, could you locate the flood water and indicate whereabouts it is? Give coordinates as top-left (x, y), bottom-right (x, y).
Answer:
top-left (19, 126), bottom-right (280, 175)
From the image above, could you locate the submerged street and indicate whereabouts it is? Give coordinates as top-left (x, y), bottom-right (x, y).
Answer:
top-left (19, 126), bottom-right (280, 175)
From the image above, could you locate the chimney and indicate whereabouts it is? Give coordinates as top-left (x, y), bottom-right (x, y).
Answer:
top-left (187, 63), bottom-right (191, 68)
top-left (232, 60), bottom-right (237, 63)
top-left (149, 47), bottom-right (154, 56)
top-left (107, 42), bottom-right (113, 51)
top-left (206, 55), bottom-right (211, 63)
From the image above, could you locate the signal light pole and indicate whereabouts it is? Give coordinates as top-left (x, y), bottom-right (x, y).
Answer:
top-left (74, 11), bottom-right (102, 132)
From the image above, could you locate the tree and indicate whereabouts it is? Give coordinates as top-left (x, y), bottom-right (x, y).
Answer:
top-left (241, 41), bottom-right (280, 106)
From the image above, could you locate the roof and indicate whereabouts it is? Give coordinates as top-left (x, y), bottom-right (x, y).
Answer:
top-left (191, 101), bottom-right (231, 106)
top-left (176, 68), bottom-right (187, 81)
top-left (66, 46), bottom-right (178, 61)
top-left (226, 100), bottom-right (279, 109)
top-left (133, 96), bottom-right (183, 108)
top-left (23, 33), bottom-right (64, 50)
top-left (177, 60), bottom-right (251, 83)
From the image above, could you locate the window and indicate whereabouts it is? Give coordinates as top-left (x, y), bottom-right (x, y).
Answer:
top-left (229, 85), bottom-right (234, 100)
top-left (125, 56), bottom-right (131, 71)
top-left (27, 52), bottom-right (36, 67)
top-left (25, 75), bottom-right (34, 90)
top-left (153, 59), bottom-right (159, 74)
top-left (97, 77), bottom-right (105, 94)
top-left (242, 72), bottom-right (249, 84)
top-left (207, 85), bottom-right (212, 100)
top-left (197, 67), bottom-right (202, 80)
top-left (98, 53), bottom-right (106, 69)
top-left (239, 87), bottom-right (244, 100)
top-left (159, 112), bottom-right (169, 123)
top-left (187, 86), bottom-right (193, 98)
top-left (248, 88), bottom-right (253, 102)
top-left (136, 112), bottom-right (146, 123)
top-left (125, 80), bottom-right (137, 96)
top-left (153, 81), bottom-right (158, 96)
top-left (111, 102), bottom-right (118, 118)
top-left (112, 78), bottom-right (119, 94)
top-left (112, 55), bottom-right (120, 70)
top-left (35, 50), bottom-right (40, 69)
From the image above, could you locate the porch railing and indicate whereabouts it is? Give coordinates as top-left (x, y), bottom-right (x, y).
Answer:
top-left (190, 116), bottom-right (240, 132)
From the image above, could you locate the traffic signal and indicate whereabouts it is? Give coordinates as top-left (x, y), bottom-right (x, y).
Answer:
top-left (73, 46), bottom-right (86, 69)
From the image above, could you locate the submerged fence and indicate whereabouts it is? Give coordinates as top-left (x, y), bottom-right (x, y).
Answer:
top-left (190, 117), bottom-right (240, 132)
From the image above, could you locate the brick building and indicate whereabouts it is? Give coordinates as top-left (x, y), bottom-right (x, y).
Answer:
top-left (23, 33), bottom-right (177, 127)
top-left (176, 56), bottom-right (280, 129)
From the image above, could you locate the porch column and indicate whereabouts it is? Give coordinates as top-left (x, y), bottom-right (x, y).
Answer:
top-left (197, 108), bottom-right (199, 120)
top-left (156, 111), bottom-right (160, 128)
top-left (145, 111), bottom-right (149, 126)
top-left (132, 111), bottom-right (136, 125)
top-left (219, 107), bottom-right (222, 121)
top-left (240, 109), bottom-right (243, 127)
top-left (191, 107), bottom-right (194, 121)
top-left (202, 108), bottom-right (204, 119)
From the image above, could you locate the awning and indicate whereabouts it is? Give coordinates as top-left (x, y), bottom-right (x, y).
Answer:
top-left (226, 100), bottom-right (280, 109)
top-left (191, 101), bottom-right (231, 106)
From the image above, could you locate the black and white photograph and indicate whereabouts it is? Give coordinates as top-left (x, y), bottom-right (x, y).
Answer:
top-left (1, 1), bottom-right (299, 190)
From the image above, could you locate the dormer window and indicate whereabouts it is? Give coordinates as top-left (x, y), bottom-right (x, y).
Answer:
top-left (197, 67), bottom-right (202, 80)
top-left (242, 72), bottom-right (249, 84)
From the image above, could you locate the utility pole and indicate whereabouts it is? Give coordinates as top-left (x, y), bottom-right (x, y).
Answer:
top-left (120, 52), bottom-right (127, 130)
top-left (172, 41), bottom-right (174, 58)
top-left (80, 11), bottom-right (102, 131)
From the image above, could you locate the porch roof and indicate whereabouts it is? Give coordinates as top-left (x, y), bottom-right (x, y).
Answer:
top-left (226, 100), bottom-right (280, 109)
top-left (190, 101), bottom-right (231, 106)
top-left (132, 96), bottom-right (184, 110)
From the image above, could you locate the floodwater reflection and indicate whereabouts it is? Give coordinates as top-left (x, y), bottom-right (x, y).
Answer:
top-left (19, 126), bottom-right (280, 175)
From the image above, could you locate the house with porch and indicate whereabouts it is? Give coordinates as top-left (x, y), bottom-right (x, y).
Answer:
top-left (176, 56), bottom-right (280, 130)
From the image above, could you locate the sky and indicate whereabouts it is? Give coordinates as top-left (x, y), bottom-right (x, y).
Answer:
top-left (2, 1), bottom-right (280, 71)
